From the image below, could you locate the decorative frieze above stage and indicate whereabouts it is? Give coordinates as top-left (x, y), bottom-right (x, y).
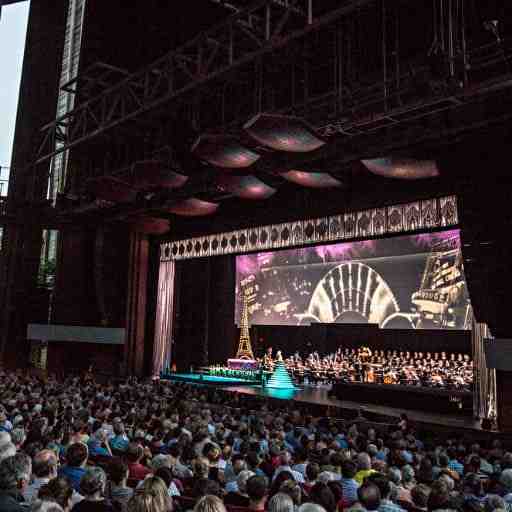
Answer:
top-left (160, 195), bottom-right (458, 261)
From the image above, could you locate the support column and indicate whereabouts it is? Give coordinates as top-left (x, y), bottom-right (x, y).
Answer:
top-left (125, 231), bottom-right (150, 376)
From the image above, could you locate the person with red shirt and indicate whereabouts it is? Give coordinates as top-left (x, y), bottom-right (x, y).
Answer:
top-left (126, 442), bottom-right (151, 482)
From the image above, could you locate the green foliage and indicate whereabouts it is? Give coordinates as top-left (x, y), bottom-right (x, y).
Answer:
top-left (37, 259), bottom-right (57, 289)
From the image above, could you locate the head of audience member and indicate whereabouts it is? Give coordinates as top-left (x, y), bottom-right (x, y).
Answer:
top-left (38, 477), bottom-right (73, 512)
top-left (280, 479), bottom-right (302, 506)
top-left (126, 443), bottom-right (145, 465)
top-left (65, 443), bottom-right (88, 469)
top-left (247, 475), bottom-right (268, 510)
top-left (268, 493), bottom-right (295, 512)
top-left (109, 459), bottom-right (130, 488)
top-left (140, 476), bottom-right (171, 512)
top-left (33, 449), bottom-right (59, 481)
top-left (194, 495), bottom-right (227, 512)
top-left (411, 484), bottom-right (430, 510)
top-left (308, 482), bottom-right (336, 512)
top-left (0, 453), bottom-right (32, 494)
top-left (358, 482), bottom-right (381, 512)
top-left (80, 466), bottom-right (107, 500)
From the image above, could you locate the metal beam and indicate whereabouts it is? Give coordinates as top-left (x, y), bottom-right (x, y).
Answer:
top-left (35, 0), bottom-right (376, 165)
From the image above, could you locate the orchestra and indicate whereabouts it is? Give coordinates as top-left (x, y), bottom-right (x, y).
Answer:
top-left (259, 346), bottom-right (473, 391)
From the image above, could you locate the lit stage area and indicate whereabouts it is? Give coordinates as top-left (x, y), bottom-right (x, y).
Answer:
top-left (154, 197), bottom-right (496, 431)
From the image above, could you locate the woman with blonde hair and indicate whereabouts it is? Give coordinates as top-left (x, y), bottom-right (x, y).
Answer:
top-left (193, 495), bottom-right (227, 512)
top-left (140, 476), bottom-right (173, 512)
top-left (127, 493), bottom-right (166, 512)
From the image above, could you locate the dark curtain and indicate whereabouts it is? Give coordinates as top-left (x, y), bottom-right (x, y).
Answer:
top-left (173, 256), bottom-right (236, 370)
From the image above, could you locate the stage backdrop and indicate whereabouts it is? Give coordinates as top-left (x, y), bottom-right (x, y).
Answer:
top-left (236, 229), bottom-right (471, 330)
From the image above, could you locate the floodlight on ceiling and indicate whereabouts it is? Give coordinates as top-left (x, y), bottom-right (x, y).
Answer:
top-left (191, 134), bottom-right (260, 169)
top-left (167, 198), bottom-right (219, 217)
top-left (244, 113), bottom-right (326, 153)
top-left (361, 157), bottom-right (440, 179)
top-left (281, 170), bottom-right (343, 188)
top-left (130, 160), bottom-right (188, 189)
top-left (217, 175), bottom-right (276, 200)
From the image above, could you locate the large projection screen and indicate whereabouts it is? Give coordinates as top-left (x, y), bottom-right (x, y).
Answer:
top-left (235, 229), bottom-right (471, 330)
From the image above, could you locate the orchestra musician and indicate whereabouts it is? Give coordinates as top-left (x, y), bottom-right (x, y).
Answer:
top-left (269, 346), bottom-right (474, 391)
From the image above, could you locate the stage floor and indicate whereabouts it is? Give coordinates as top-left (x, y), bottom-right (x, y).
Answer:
top-left (224, 384), bottom-right (482, 431)
top-left (163, 372), bottom-right (483, 432)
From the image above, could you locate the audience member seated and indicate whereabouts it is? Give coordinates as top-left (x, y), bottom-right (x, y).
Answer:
top-left (0, 453), bottom-right (31, 512)
top-left (59, 443), bottom-right (88, 492)
top-left (126, 443), bottom-right (152, 482)
top-left (24, 449), bottom-right (59, 503)
top-left (74, 467), bottom-right (115, 512)
top-left (106, 459), bottom-right (133, 511)
top-left (38, 477), bottom-right (74, 512)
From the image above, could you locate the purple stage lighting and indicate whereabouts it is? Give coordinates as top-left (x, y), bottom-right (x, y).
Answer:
top-left (281, 170), bottom-right (343, 188)
top-left (217, 175), bottom-right (276, 200)
top-left (192, 134), bottom-right (260, 169)
top-left (244, 113), bottom-right (326, 153)
top-left (168, 198), bottom-right (219, 216)
top-left (361, 157), bottom-right (440, 179)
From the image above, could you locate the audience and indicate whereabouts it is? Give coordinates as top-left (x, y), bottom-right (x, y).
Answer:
top-left (0, 370), bottom-right (510, 512)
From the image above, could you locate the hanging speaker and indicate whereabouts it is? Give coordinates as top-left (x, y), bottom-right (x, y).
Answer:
top-left (244, 113), bottom-right (326, 152)
top-left (281, 170), bottom-right (343, 188)
top-left (167, 198), bottom-right (219, 217)
top-left (361, 157), bottom-right (440, 179)
top-left (191, 135), bottom-right (260, 169)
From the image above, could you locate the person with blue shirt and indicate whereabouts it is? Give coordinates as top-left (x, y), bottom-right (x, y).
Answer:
top-left (110, 421), bottom-right (129, 453)
top-left (59, 442), bottom-right (89, 492)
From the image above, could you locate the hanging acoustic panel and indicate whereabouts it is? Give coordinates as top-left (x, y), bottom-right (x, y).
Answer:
top-left (361, 157), bottom-right (440, 179)
top-left (281, 170), bottom-right (342, 188)
top-left (129, 160), bottom-right (188, 189)
top-left (244, 113), bottom-right (326, 152)
top-left (168, 198), bottom-right (219, 217)
top-left (217, 174), bottom-right (276, 200)
top-left (192, 134), bottom-right (260, 169)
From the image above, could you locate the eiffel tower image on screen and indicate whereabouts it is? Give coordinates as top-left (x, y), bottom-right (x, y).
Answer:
top-left (236, 290), bottom-right (255, 360)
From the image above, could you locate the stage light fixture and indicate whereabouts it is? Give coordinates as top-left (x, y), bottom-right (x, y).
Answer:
top-left (361, 157), bottom-right (440, 179)
top-left (217, 175), bottom-right (276, 200)
top-left (167, 198), bottom-right (219, 216)
top-left (191, 134), bottom-right (260, 169)
top-left (244, 113), bottom-right (326, 153)
top-left (130, 160), bottom-right (188, 189)
top-left (281, 170), bottom-right (343, 188)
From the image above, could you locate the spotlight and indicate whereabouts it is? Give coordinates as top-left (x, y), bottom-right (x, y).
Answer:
top-left (281, 170), bottom-right (343, 188)
top-left (361, 157), bottom-right (440, 179)
top-left (167, 198), bottom-right (219, 216)
top-left (244, 113), bottom-right (326, 153)
top-left (216, 175), bottom-right (276, 200)
top-left (130, 160), bottom-right (188, 189)
top-left (191, 134), bottom-right (260, 169)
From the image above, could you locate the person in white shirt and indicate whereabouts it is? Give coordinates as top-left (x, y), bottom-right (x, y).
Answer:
top-left (24, 450), bottom-right (59, 503)
top-left (273, 451), bottom-right (305, 484)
